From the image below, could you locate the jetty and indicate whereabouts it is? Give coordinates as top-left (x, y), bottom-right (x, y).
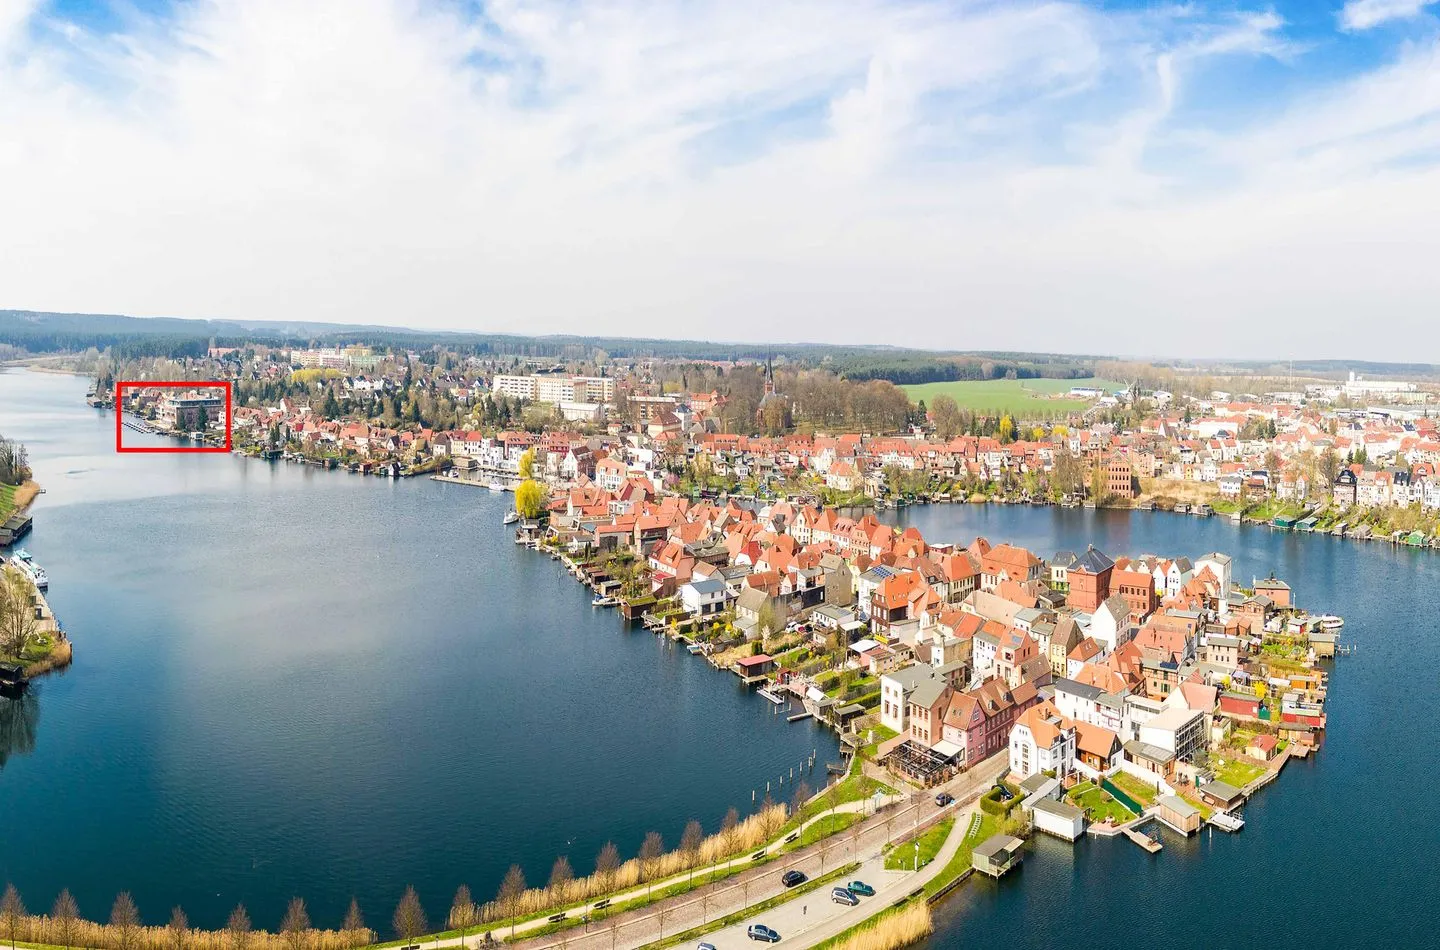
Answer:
top-left (1124, 826), bottom-right (1163, 853)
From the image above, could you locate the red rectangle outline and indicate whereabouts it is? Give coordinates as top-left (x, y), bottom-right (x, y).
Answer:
top-left (115, 381), bottom-right (233, 454)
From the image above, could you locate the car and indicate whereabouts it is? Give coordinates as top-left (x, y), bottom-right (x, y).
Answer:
top-left (747, 925), bottom-right (781, 943)
top-left (698, 943), bottom-right (718, 950)
top-left (993, 783), bottom-right (1014, 801)
top-left (781, 869), bottom-right (807, 888)
top-left (846, 880), bottom-right (875, 897)
top-left (831, 887), bottom-right (859, 906)
top-left (935, 792), bottom-right (954, 806)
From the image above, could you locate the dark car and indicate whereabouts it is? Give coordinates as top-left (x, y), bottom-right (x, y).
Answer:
top-left (847, 880), bottom-right (875, 897)
top-left (993, 783), bottom-right (1014, 801)
top-left (781, 869), bottom-right (807, 888)
top-left (934, 792), bottom-right (954, 806)
top-left (747, 925), bottom-right (781, 943)
top-left (831, 887), bottom-right (859, 906)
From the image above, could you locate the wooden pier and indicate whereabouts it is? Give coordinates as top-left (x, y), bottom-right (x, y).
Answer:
top-left (1124, 827), bottom-right (1163, 853)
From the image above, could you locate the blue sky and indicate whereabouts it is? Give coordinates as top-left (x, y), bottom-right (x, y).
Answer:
top-left (3, 0), bottom-right (1440, 360)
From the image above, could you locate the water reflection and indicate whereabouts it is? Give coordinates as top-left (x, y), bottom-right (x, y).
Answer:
top-left (0, 685), bottom-right (39, 769)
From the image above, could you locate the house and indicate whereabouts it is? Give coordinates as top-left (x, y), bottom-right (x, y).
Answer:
top-left (1074, 721), bottom-right (1122, 772)
top-left (1008, 700), bottom-right (1076, 780)
top-left (1089, 595), bottom-right (1132, 652)
top-left (1138, 706), bottom-right (1206, 763)
top-left (679, 577), bottom-right (731, 618)
top-left (1067, 546), bottom-right (1115, 613)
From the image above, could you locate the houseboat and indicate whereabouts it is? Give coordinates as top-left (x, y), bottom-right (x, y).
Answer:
top-left (9, 549), bottom-right (47, 590)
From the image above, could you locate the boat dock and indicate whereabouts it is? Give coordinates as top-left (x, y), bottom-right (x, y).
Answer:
top-left (1124, 826), bottom-right (1163, 853)
top-left (1209, 811), bottom-right (1245, 832)
top-left (0, 513), bottom-right (32, 546)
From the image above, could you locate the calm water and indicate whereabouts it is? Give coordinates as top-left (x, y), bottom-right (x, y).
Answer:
top-left (0, 371), bottom-right (837, 931)
top-left (882, 505), bottom-right (1440, 949)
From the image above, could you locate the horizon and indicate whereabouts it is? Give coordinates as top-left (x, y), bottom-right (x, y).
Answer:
top-left (4, 1), bottom-right (1440, 361)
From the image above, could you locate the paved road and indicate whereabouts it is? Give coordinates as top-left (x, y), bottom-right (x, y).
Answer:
top-left (499, 753), bottom-right (1008, 950)
top-left (699, 800), bottom-right (984, 950)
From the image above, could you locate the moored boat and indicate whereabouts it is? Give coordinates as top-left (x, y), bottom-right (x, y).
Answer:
top-left (9, 549), bottom-right (47, 590)
top-left (503, 510), bottom-right (520, 525)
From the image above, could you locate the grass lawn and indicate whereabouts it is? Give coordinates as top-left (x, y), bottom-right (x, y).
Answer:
top-left (919, 812), bottom-right (996, 899)
top-left (0, 482), bottom-right (15, 518)
top-left (1108, 772), bottom-right (1159, 807)
top-left (886, 816), bottom-right (954, 870)
top-left (901, 377), bottom-right (1120, 416)
top-left (1213, 757), bottom-right (1266, 788)
top-left (1068, 783), bottom-right (1134, 824)
top-left (787, 771), bottom-right (895, 831)
top-left (792, 812), bottom-right (862, 849)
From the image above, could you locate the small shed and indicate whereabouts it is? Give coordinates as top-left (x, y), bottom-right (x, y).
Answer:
top-left (1247, 734), bottom-right (1279, 761)
top-left (734, 653), bottom-right (775, 680)
top-left (1032, 798), bottom-right (1086, 842)
top-left (1156, 795), bottom-right (1202, 835)
top-left (1197, 779), bottom-right (1245, 811)
top-left (972, 834), bottom-right (1025, 877)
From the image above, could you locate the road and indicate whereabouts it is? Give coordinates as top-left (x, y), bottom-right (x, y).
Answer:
top-left (496, 752), bottom-right (1008, 950)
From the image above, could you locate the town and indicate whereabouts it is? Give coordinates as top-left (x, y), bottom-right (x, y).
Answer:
top-left (93, 342), bottom-right (1440, 547)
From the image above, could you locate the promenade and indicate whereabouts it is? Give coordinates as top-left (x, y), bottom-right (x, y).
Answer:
top-left (456, 754), bottom-right (1010, 950)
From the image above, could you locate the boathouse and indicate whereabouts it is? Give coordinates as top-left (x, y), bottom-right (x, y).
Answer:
top-left (1032, 798), bottom-right (1086, 841)
top-left (972, 834), bottom-right (1025, 877)
top-left (734, 653), bottom-right (775, 682)
top-left (1155, 795), bottom-right (1202, 835)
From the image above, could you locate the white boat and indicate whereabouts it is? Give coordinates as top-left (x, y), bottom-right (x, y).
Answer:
top-left (503, 510), bottom-right (520, 525)
top-left (488, 481), bottom-right (506, 493)
top-left (9, 549), bottom-right (47, 590)
top-left (756, 687), bottom-right (786, 706)
top-left (592, 595), bottom-right (618, 607)
top-left (1317, 614), bottom-right (1344, 630)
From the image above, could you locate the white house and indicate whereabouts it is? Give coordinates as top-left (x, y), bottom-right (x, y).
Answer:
top-left (1008, 701), bottom-right (1076, 780)
top-left (679, 577), bottom-right (730, 618)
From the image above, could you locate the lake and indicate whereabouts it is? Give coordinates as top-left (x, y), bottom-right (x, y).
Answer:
top-left (0, 370), bottom-right (837, 931)
top-left (2, 368), bottom-right (1435, 948)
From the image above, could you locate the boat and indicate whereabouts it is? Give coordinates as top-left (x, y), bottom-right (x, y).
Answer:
top-left (686, 643), bottom-right (705, 655)
top-left (591, 596), bottom-right (618, 608)
top-left (503, 510), bottom-right (520, 525)
top-left (488, 481), bottom-right (506, 493)
top-left (756, 687), bottom-right (786, 706)
top-left (1317, 615), bottom-right (1344, 630)
top-left (9, 549), bottom-right (47, 589)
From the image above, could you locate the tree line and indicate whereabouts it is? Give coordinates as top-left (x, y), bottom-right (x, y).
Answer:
top-left (0, 802), bottom-right (790, 948)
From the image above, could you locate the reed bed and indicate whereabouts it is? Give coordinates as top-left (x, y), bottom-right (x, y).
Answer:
top-left (478, 804), bottom-right (786, 923)
top-left (7, 916), bottom-right (372, 950)
top-left (829, 903), bottom-right (933, 950)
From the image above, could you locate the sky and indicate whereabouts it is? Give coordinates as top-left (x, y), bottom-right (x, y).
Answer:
top-left (2, 0), bottom-right (1440, 361)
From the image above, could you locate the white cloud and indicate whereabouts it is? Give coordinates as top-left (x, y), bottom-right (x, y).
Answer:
top-left (0, 1), bottom-right (1436, 359)
top-left (1340, 0), bottom-right (1436, 32)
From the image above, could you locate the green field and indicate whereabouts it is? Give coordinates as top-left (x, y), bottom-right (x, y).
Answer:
top-left (902, 377), bottom-right (1121, 416)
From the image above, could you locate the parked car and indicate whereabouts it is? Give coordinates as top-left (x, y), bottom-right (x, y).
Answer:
top-left (831, 887), bottom-right (859, 906)
top-left (934, 792), bottom-right (954, 806)
top-left (698, 944), bottom-right (718, 950)
top-left (847, 881), bottom-right (875, 897)
top-left (781, 869), bottom-right (807, 888)
top-left (992, 783), bottom-right (1014, 801)
top-left (747, 925), bottom-right (781, 943)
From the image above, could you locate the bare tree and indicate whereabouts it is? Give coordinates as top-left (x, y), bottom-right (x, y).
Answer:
top-left (393, 887), bottom-right (427, 949)
top-left (111, 893), bottom-right (141, 950)
top-left (281, 898), bottom-right (311, 950)
top-left (0, 570), bottom-right (36, 660)
top-left (656, 902), bottom-right (674, 941)
top-left (699, 887), bottom-right (711, 926)
top-left (548, 857), bottom-right (575, 901)
top-left (449, 886), bottom-right (477, 950)
top-left (638, 832), bottom-right (665, 899)
top-left (607, 920), bottom-right (620, 950)
top-left (227, 904), bottom-right (253, 950)
top-left (679, 820), bottom-right (705, 885)
top-left (0, 884), bottom-right (24, 950)
top-left (720, 808), bottom-right (741, 858)
top-left (167, 906), bottom-right (190, 950)
top-left (595, 842), bottom-right (621, 892)
top-left (759, 795), bottom-right (783, 841)
top-left (791, 780), bottom-right (812, 817)
top-left (53, 890), bottom-right (80, 950)
top-left (342, 899), bottom-right (368, 950)
top-left (497, 865), bottom-right (527, 940)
